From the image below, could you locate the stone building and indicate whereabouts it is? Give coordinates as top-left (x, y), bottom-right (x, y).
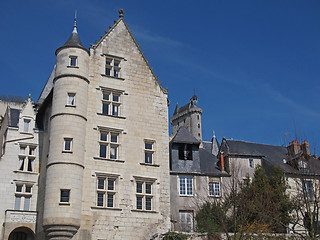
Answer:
top-left (35, 10), bottom-right (170, 240)
top-left (169, 95), bottom-right (229, 232)
top-left (0, 97), bottom-right (39, 240)
top-left (218, 138), bottom-right (320, 234)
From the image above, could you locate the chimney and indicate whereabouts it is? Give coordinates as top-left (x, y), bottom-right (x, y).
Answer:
top-left (287, 140), bottom-right (301, 158)
top-left (301, 140), bottom-right (311, 156)
top-left (220, 153), bottom-right (225, 172)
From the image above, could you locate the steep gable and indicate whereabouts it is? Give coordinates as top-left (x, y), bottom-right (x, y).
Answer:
top-left (91, 17), bottom-right (167, 94)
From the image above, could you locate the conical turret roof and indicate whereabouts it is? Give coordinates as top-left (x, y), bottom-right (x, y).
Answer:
top-left (55, 17), bottom-right (88, 55)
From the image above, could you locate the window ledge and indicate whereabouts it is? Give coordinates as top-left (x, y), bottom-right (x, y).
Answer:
top-left (67, 66), bottom-right (79, 69)
top-left (97, 113), bottom-right (126, 119)
top-left (131, 209), bottom-right (157, 214)
top-left (140, 163), bottom-right (160, 167)
top-left (59, 202), bottom-right (70, 206)
top-left (209, 195), bottom-right (221, 198)
top-left (13, 170), bottom-right (38, 175)
top-left (101, 74), bottom-right (125, 81)
top-left (62, 151), bottom-right (73, 154)
top-left (93, 157), bottom-right (125, 163)
top-left (179, 195), bottom-right (194, 197)
top-left (65, 105), bottom-right (76, 108)
top-left (20, 132), bottom-right (33, 135)
top-left (91, 206), bottom-right (122, 211)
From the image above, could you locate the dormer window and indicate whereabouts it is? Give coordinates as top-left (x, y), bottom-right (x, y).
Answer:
top-left (178, 144), bottom-right (192, 160)
top-left (69, 56), bottom-right (77, 67)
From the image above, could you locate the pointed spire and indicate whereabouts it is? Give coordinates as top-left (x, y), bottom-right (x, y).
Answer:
top-left (73, 10), bottom-right (78, 33)
top-left (55, 12), bottom-right (88, 55)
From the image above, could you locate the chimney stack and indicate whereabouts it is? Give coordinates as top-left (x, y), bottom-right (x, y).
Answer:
top-left (301, 140), bottom-right (311, 156)
top-left (287, 140), bottom-right (301, 158)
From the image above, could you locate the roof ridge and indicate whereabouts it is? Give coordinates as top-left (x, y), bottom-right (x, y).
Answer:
top-left (227, 139), bottom-right (285, 148)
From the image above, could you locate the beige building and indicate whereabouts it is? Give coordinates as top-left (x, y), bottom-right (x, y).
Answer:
top-left (0, 97), bottom-right (39, 240)
top-left (35, 10), bottom-right (170, 240)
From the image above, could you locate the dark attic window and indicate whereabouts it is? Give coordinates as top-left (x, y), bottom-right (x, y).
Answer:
top-left (178, 144), bottom-right (193, 160)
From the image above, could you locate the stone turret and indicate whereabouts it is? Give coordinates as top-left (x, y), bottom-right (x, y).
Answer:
top-left (170, 94), bottom-right (203, 142)
top-left (42, 17), bottom-right (89, 240)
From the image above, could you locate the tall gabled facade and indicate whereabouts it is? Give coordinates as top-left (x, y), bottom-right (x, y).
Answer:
top-left (0, 97), bottom-right (39, 240)
top-left (36, 10), bottom-right (170, 240)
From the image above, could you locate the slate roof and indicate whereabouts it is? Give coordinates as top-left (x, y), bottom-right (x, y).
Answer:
top-left (9, 108), bottom-right (20, 128)
top-left (199, 148), bottom-right (229, 176)
top-left (174, 103), bottom-right (190, 115)
top-left (225, 139), bottom-right (320, 175)
top-left (202, 141), bottom-right (212, 153)
top-left (170, 127), bottom-right (228, 176)
top-left (171, 126), bottom-right (200, 144)
top-left (55, 28), bottom-right (88, 54)
top-left (226, 140), bottom-right (287, 158)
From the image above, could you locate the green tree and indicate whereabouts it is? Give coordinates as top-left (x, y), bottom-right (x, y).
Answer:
top-left (196, 166), bottom-right (295, 239)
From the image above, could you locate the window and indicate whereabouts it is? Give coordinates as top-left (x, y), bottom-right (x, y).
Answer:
top-left (243, 178), bottom-right (250, 188)
top-left (198, 124), bottom-right (200, 128)
top-left (178, 144), bottom-right (193, 160)
top-left (14, 184), bottom-right (32, 211)
top-left (305, 181), bottom-right (314, 201)
top-left (209, 182), bottom-right (221, 197)
top-left (144, 141), bottom-right (155, 164)
top-left (136, 181), bottom-right (153, 210)
top-left (249, 159), bottom-right (254, 168)
top-left (99, 131), bottom-right (119, 160)
top-left (60, 189), bottom-right (70, 203)
top-left (69, 56), bottom-right (77, 67)
top-left (23, 119), bottom-right (30, 132)
top-left (105, 57), bottom-right (121, 78)
top-left (18, 145), bottom-right (36, 172)
top-left (67, 93), bottom-right (75, 106)
top-left (179, 210), bottom-right (194, 232)
top-left (96, 176), bottom-right (117, 208)
top-left (179, 176), bottom-right (193, 196)
top-left (102, 92), bottom-right (120, 116)
top-left (63, 138), bottom-right (72, 152)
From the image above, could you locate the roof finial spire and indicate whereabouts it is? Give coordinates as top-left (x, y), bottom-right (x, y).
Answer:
top-left (119, 9), bottom-right (124, 18)
top-left (73, 10), bottom-right (78, 33)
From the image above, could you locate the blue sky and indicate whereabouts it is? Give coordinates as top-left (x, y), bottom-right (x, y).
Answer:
top-left (0, 0), bottom-right (319, 153)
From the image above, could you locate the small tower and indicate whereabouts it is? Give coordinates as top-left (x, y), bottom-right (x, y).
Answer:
top-left (170, 94), bottom-right (203, 142)
top-left (42, 15), bottom-right (89, 239)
